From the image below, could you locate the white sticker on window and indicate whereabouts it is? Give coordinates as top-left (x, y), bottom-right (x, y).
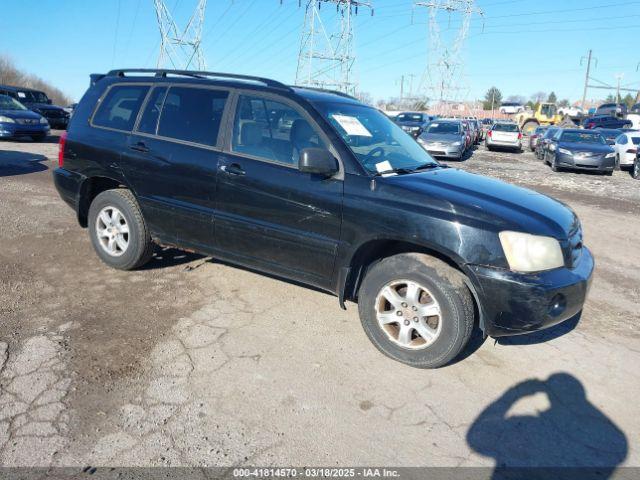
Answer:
top-left (375, 160), bottom-right (393, 174)
top-left (332, 114), bottom-right (372, 137)
top-left (17, 92), bottom-right (26, 98)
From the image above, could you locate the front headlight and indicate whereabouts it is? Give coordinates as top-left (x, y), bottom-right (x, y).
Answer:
top-left (499, 231), bottom-right (565, 273)
top-left (558, 148), bottom-right (572, 155)
top-left (452, 141), bottom-right (462, 146)
top-left (39, 117), bottom-right (49, 125)
top-left (0, 115), bottom-right (15, 123)
top-left (605, 152), bottom-right (615, 158)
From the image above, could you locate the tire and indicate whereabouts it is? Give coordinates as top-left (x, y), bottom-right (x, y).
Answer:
top-left (551, 155), bottom-right (561, 172)
top-left (357, 253), bottom-right (475, 369)
top-left (88, 189), bottom-right (154, 270)
top-left (615, 155), bottom-right (621, 171)
top-left (604, 170), bottom-right (613, 176)
top-left (633, 159), bottom-right (640, 179)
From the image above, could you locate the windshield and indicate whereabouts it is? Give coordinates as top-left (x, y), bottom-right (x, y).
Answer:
top-left (561, 132), bottom-right (606, 144)
top-left (15, 90), bottom-right (49, 104)
top-left (492, 123), bottom-right (519, 132)
top-left (317, 102), bottom-right (438, 174)
top-left (425, 122), bottom-right (460, 134)
top-left (0, 94), bottom-right (27, 111)
top-left (397, 113), bottom-right (423, 122)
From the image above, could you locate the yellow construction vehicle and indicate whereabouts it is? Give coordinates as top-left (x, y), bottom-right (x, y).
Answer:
top-left (514, 103), bottom-right (565, 135)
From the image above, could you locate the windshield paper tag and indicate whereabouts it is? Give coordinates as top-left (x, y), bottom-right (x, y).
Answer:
top-left (17, 92), bottom-right (26, 98)
top-left (375, 160), bottom-right (393, 174)
top-left (332, 115), bottom-right (372, 137)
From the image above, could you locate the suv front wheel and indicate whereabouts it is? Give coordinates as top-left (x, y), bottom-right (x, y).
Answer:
top-left (358, 253), bottom-right (475, 368)
top-left (88, 189), bottom-right (154, 270)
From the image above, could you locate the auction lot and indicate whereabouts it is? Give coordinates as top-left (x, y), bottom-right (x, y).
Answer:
top-left (1, 132), bottom-right (639, 469)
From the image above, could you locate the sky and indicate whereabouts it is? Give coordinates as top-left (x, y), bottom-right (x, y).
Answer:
top-left (1, 0), bottom-right (639, 104)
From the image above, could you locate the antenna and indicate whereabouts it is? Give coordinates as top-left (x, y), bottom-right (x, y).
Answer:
top-left (413, 0), bottom-right (483, 109)
top-left (293, 0), bottom-right (373, 95)
top-left (153, 0), bottom-right (208, 70)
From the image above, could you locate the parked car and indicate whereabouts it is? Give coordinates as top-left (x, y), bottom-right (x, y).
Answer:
top-left (543, 129), bottom-right (615, 175)
top-left (558, 106), bottom-right (584, 119)
top-left (613, 131), bottom-right (640, 169)
top-left (582, 115), bottom-right (632, 130)
top-left (595, 128), bottom-right (623, 145)
top-left (0, 85), bottom-right (70, 129)
top-left (480, 118), bottom-right (494, 137)
top-left (64, 103), bottom-right (78, 115)
top-left (485, 122), bottom-right (522, 152)
top-left (595, 103), bottom-right (627, 117)
top-left (0, 93), bottom-right (50, 141)
top-left (529, 126), bottom-right (548, 152)
top-left (417, 120), bottom-right (467, 160)
top-left (535, 127), bottom-right (560, 160)
top-left (499, 102), bottom-right (525, 114)
top-left (394, 112), bottom-right (434, 138)
top-left (54, 68), bottom-right (594, 369)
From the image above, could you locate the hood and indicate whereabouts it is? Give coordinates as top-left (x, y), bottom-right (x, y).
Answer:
top-left (380, 168), bottom-right (577, 239)
top-left (420, 133), bottom-right (463, 143)
top-left (0, 108), bottom-right (42, 120)
top-left (559, 142), bottom-right (613, 154)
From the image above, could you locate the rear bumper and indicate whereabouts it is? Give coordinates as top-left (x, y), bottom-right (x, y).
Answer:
top-left (0, 122), bottom-right (50, 138)
top-left (487, 139), bottom-right (522, 149)
top-left (53, 167), bottom-right (84, 212)
top-left (470, 247), bottom-right (594, 337)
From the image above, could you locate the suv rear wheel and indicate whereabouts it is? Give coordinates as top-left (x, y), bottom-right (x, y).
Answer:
top-left (358, 253), bottom-right (475, 368)
top-left (88, 189), bottom-right (154, 270)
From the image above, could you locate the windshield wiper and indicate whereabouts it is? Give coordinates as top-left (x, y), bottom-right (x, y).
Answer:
top-left (411, 163), bottom-right (443, 172)
top-left (373, 168), bottom-right (415, 177)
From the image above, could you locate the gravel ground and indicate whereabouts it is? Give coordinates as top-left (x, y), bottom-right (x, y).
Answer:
top-left (0, 133), bottom-right (638, 471)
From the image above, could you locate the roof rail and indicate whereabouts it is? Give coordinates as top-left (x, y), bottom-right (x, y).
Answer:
top-left (293, 86), bottom-right (358, 101)
top-left (105, 69), bottom-right (291, 91)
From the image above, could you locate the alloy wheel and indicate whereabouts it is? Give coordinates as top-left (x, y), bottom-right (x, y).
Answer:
top-left (374, 280), bottom-right (442, 350)
top-left (95, 206), bottom-right (130, 257)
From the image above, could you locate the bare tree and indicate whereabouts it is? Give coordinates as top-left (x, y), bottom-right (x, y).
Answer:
top-left (0, 55), bottom-right (73, 106)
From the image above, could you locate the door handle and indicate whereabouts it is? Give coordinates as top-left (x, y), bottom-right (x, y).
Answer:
top-left (129, 141), bottom-right (150, 153)
top-left (220, 163), bottom-right (245, 176)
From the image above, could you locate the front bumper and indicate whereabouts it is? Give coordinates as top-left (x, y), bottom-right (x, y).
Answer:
top-left (556, 152), bottom-right (615, 171)
top-left (0, 121), bottom-right (50, 138)
top-left (420, 142), bottom-right (464, 159)
top-left (45, 117), bottom-right (69, 129)
top-left (470, 247), bottom-right (594, 337)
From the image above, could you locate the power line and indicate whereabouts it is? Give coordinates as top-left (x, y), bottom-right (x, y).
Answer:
top-left (111, 0), bottom-right (122, 67)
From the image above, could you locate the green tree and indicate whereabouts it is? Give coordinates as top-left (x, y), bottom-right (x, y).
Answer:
top-left (483, 87), bottom-right (502, 110)
top-left (547, 91), bottom-right (558, 104)
top-left (622, 93), bottom-right (635, 109)
top-left (605, 94), bottom-right (616, 103)
top-left (558, 99), bottom-right (570, 108)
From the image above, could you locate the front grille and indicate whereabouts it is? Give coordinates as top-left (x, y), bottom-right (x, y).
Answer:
top-left (428, 150), bottom-right (447, 156)
top-left (43, 110), bottom-right (67, 119)
top-left (15, 118), bottom-right (40, 125)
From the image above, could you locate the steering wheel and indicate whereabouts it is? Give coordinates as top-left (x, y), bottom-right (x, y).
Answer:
top-left (362, 147), bottom-right (386, 166)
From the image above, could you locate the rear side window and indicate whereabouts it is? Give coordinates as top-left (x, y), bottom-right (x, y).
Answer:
top-left (137, 87), bottom-right (167, 135)
top-left (93, 85), bottom-right (149, 131)
top-left (157, 86), bottom-right (228, 147)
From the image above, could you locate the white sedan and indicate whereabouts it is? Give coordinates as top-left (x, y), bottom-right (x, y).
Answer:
top-left (613, 132), bottom-right (640, 168)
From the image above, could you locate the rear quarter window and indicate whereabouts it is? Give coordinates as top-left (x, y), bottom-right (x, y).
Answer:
top-left (92, 84), bottom-right (150, 131)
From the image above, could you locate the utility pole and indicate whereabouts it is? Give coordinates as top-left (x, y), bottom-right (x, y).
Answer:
top-left (153, 0), bottom-right (208, 70)
top-left (293, 0), bottom-right (374, 95)
top-left (615, 74), bottom-right (624, 104)
top-left (399, 75), bottom-right (405, 99)
top-left (581, 49), bottom-right (595, 109)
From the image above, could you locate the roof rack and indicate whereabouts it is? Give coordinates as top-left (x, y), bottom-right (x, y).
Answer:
top-left (105, 69), bottom-right (291, 91)
top-left (293, 85), bottom-right (358, 101)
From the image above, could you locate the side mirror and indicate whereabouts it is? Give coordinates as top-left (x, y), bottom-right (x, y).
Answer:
top-left (299, 148), bottom-right (338, 177)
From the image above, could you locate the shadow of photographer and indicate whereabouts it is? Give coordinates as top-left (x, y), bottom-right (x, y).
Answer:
top-left (467, 373), bottom-right (627, 480)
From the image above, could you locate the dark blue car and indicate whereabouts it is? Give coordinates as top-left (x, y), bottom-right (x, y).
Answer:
top-left (544, 128), bottom-right (615, 175)
top-left (0, 85), bottom-right (70, 129)
top-left (582, 115), bottom-right (632, 130)
top-left (0, 94), bottom-right (50, 141)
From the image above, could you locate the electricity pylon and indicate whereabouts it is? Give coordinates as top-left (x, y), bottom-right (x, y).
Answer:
top-left (414, 0), bottom-right (483, 106)
top-left (153, 0), bottom-right (208, 70)
top-left (294, 0), bottom-right (373, 95)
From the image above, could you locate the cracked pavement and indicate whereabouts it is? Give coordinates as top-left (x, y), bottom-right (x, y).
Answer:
top-left (0, 134), bottom-right (638, 468)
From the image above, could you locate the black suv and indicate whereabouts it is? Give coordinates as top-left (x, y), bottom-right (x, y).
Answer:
top-left (0, 85), bottom-right (70, 129)
top-left (54, 69), bottom-right (594, 368)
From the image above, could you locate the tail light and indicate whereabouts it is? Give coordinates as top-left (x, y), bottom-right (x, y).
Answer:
top-left (488, 131), bottom-right (492, 138)
top-left (627, 149), bottom-right (638, 154)
top-left (518, 133), bottom-right (523, 139)
top-left (586, 122), bottom-right (595, 129)
top-left (58, 131), bottom-right (67, 168)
